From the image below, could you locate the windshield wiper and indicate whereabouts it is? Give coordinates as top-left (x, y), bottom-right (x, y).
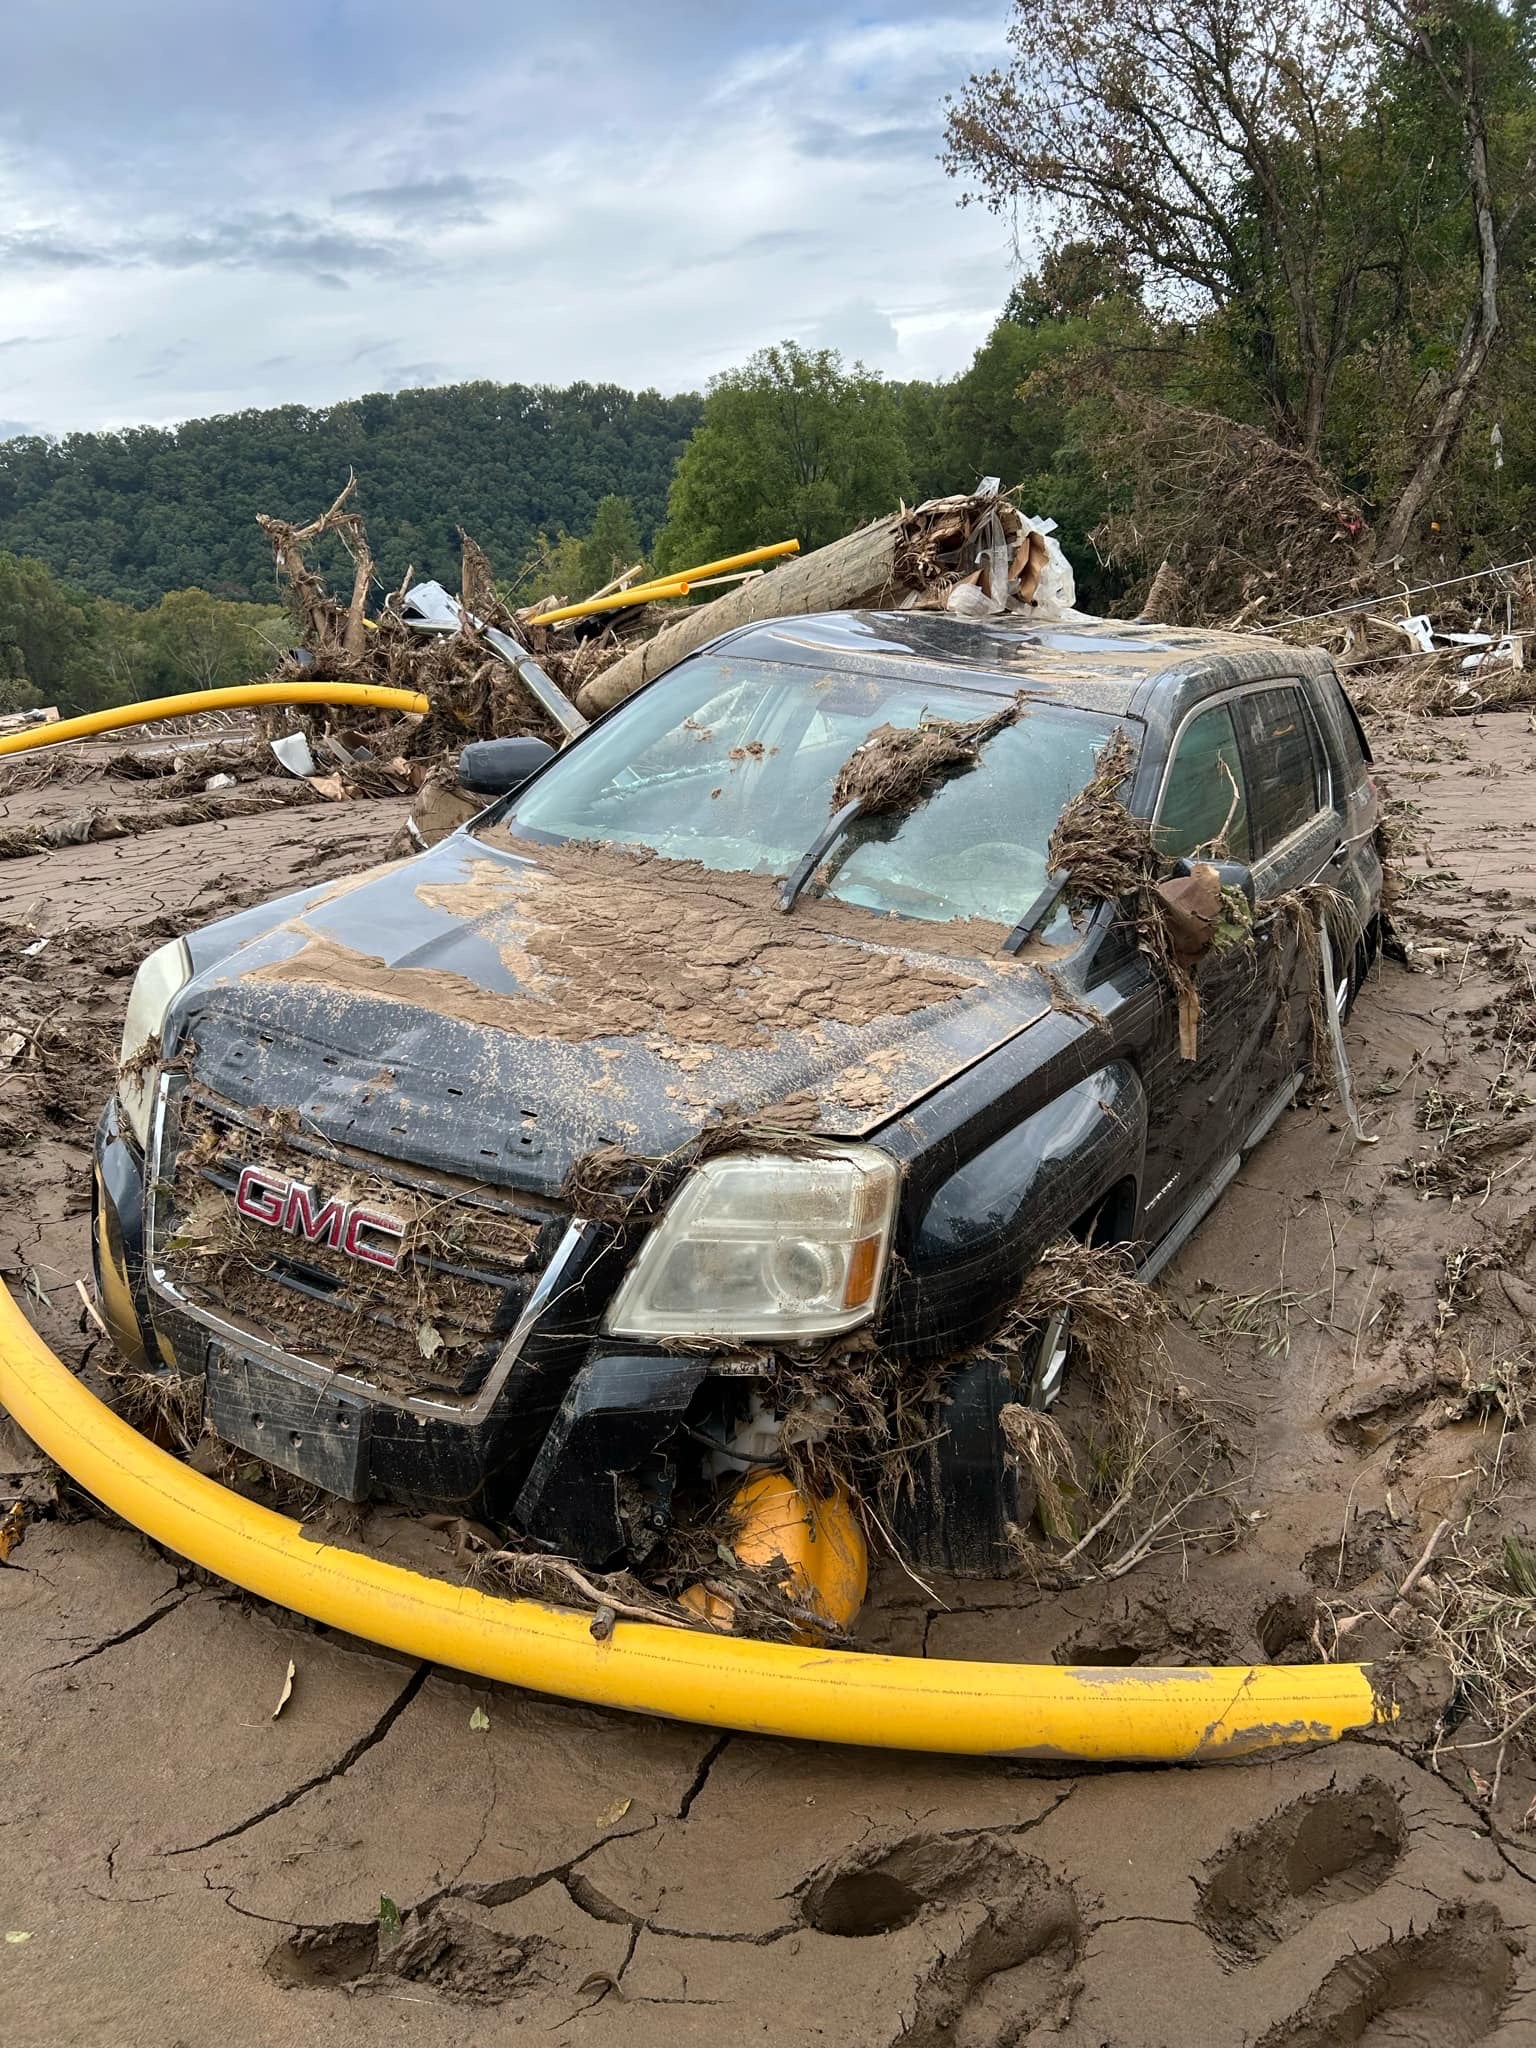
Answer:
top-left (1002, 871), bottom-right (1068, 954)
top-left (777, 797), bottom-right (864, 913)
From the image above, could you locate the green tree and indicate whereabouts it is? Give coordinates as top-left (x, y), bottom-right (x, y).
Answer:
top-left (655, 344), bottom-right (910, 568)
top-left (509, 530), bottom-right (588, 607)
top-left (0, 552), bottom-right (125, 715)
top-left (133, 589), bottom-right (288, 694)
top-left (945, 0), bottom-right (1536, 563)
top-left (578, 495), bottom-right (643, 593)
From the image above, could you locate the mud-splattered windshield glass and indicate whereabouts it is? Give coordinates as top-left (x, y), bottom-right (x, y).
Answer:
top-left (488, 657), bottom-right (1128, 930)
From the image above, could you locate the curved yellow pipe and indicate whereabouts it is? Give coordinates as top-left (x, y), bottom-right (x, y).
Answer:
top-left (0, 1288), bottom-right (1386, 1759)
top-left (0, 683), bottom-right (431, 758)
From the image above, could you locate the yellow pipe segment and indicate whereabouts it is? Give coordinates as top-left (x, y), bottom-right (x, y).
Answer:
top-left (527, 579), bottom-right (693, 627)
top-left (530, 539), bottom-right (803, 628)
top-left (0, 1284), bottom-right (1387, 1760)
top-left (0, 682), bottom-right (431, 758)
top-left (650, 537), bottom-right (802, 583)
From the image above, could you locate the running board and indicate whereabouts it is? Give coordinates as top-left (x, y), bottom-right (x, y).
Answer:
top-left (1137, 1076), bottom-right (1301, 1284)
top-left (1242, 1073), bottom-right (1301, 1152)
top-left (1137, 1153), bottom-right (1240, 1283)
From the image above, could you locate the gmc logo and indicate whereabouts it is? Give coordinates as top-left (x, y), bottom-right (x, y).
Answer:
top-left (234, 1164), bottom-right (407, 1272)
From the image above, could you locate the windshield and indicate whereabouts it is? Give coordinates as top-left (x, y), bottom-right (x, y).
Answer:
top-left (488, 655), bottom-right (1127, 930)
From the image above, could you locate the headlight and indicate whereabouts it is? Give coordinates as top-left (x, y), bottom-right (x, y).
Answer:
top-left (603, 1147), bottom-right (898, 1341)
top-left (117, 938), bottom-right (191, 1149)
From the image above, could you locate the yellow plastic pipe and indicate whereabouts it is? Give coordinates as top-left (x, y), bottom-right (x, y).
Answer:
top-left (530, 539), bottom-right (803, 628)
top-left (0, 682), bottom-right (431, 758)
top-left (649, 538), bottom-right (801, 584)
top-left (0, 1285), bottom-right (1387, 1759)
top-left (528, 578), bottom-right (693, 627)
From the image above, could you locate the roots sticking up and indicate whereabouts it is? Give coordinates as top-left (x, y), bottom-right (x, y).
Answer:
top-left (254, 479), bottom-right (565, 754)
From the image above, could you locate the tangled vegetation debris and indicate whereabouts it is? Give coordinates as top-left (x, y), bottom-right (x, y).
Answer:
top-left (0, 784), bottom-right (321, 864)
top-left (559, 1094), bottom-right (826, 1224)
top-left (828, 702), bottom-right (1023, 817)
top-left (1090, 399), bottom-right (1371, 624)
top-left (256, 477), bottom-right (566, 755)
top-left (1045, 728), bottom-right (1152, 909)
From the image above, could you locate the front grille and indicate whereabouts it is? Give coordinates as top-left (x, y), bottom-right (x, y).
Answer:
top-left (151, 1087), bottom-right (565, 1404)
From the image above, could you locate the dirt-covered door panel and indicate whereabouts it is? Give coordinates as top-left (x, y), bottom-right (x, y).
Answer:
top-left (1137, 699), bottom-right (1277, 1233)
top-left (1233, 682), bottom-right (1348, 1084)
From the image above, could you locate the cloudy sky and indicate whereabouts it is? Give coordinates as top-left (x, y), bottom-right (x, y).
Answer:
top-left (0, 1), bottom-right (1021, 441)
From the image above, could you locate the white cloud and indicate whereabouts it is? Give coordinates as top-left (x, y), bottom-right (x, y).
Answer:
top-left (0, 0), bottom-right (1014, 433)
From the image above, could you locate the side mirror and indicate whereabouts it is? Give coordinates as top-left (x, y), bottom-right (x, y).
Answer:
top-left (457, 736), bottom-right (556, 797)
top-left (1170, 854), bottom-right (1255, 910)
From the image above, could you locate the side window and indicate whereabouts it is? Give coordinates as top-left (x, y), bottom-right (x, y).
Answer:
top-left (1233, 687), bottom-right (1328, 854)
top-left (1152, 703), bottom-right (1252, 861)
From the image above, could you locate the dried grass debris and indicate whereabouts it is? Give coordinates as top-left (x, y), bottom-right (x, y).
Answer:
top-left (828, 701), bottom-right (1023, 818)
top-left (1400, 1110), bottom-right (1536, 1202)
top-left (1090, 397), bottom-right (1371, 621)
top-left (1045, 727), bottom-right (1151, 909)
top-left (995, 1243), bottom-right (1239, 1577)
top-left (97, 1359), bottom-right (203, 1456)
top-left (559, 1095), bottom-right (829, 1224)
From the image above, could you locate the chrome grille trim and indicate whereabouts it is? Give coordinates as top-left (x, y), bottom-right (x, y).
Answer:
top-left (146, 1072), bottom-right (591, 1422)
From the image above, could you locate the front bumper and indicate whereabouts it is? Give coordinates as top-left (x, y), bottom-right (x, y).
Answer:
top-left (91, 1101), bottom-right (723, 1561)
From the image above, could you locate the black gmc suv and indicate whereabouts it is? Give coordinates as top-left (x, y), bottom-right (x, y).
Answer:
top-left (92, 610), bottom-right (1380, 1575)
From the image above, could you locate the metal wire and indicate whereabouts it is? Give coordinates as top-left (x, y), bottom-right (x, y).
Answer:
top-left (1280, 555), bottom-right (1536, 625)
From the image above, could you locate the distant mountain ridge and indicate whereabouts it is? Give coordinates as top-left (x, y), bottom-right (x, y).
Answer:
top-left (0, 379), bottom-right (704, 606)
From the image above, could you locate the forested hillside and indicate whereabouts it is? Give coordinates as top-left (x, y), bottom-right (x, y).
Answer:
top-left (0, 382), bottom-right (703, 607)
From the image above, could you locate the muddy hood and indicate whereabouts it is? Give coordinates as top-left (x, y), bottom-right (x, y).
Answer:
top-left (177, 832), bottom-right (1054, 1193)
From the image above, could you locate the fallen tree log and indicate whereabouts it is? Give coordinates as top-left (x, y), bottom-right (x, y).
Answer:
top-left (574, 491), bottom-right (1033, 717)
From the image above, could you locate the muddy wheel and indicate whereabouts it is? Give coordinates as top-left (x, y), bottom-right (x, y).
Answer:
top-left (1027, 1309), bottom-right (1072, 1411)
top-left (892, 1355), bottom-right (1021, 1576)
top-left (1333, 928), bottom-right (1371, 1024)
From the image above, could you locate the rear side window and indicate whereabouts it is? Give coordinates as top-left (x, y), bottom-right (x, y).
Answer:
top-left (1153, 702), bottom-right (1251, 861)
top-left (1234, 687), bottom-right (1328, 853)
top-left (1332, 676), bottom-right (1373, 766)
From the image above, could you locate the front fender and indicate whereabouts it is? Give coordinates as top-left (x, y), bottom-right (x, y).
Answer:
top-left (888, 1060), bottom-right (1147, 1359)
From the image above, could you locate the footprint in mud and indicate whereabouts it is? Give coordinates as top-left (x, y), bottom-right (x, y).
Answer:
top-left (1255, 1591), bottom-right (1321, 1662)
top-left (1254, 1900), bottom-right (1519, 2046)
top-left (266, 1900), bottom-right (553, 2006)
top-left (1304, 1509), bottom-right (1408, 1595)
top-left (800, 1831), bottom-right (1081, 2047)
top-left (1197, 1778), bottom-right (1407, 1963)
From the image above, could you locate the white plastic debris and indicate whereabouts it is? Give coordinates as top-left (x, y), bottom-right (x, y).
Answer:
top-left (205, 772), bottom-right (236, 792)
top-left (269, 732), bottom-right (317, 779)
top-left (1015, 514), bottom-right (1085, 620)
top-left (1460, 635), bottom-right (1524, 674)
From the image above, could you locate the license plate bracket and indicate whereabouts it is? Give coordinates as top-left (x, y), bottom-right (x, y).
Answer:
top-left (205, 1347), bottom-right (371, 1501)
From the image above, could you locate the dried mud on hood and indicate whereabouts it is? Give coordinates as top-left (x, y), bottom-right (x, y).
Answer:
top-left (211, 836), bottom-right (1060, 1153)
top-left (268, 840), bottom-right (990, 1048)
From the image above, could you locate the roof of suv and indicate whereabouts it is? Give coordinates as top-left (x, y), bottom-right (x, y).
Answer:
top-left (714, 609), bottom-right (1312, 716)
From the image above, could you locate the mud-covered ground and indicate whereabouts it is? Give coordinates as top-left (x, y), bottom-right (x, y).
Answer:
top-left (4, 720), bottom-right (1536, 2045)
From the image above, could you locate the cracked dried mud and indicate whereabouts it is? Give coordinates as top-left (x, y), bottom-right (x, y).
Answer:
top-left (4, 723), bottom-right (1536, 2044)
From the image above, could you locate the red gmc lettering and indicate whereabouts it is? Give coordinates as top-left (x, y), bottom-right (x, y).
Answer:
top-left (232, 1164), bottom-right (406, 1272)
top-left (283, 1183), bottom-right (347, 1250)
top-left (234, 1164), bottom-right (287, 1227)
top-left (343, 1207), bottom-right (407, 1271)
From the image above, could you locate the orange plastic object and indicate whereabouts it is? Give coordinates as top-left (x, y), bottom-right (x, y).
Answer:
top-left (682, 1471), bottom-right (869, 1631)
